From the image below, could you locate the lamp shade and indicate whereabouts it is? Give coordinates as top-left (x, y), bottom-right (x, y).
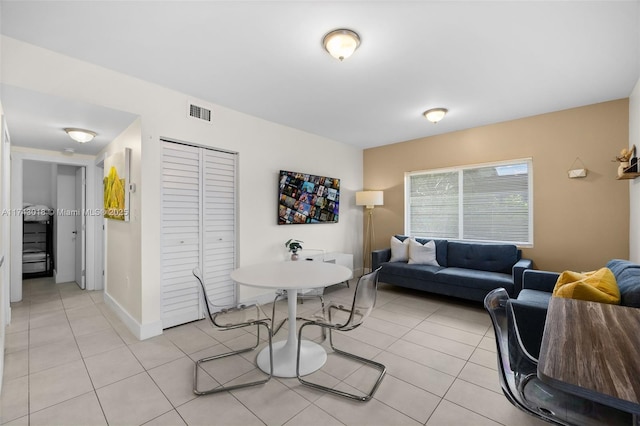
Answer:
top-left (356, 191), bottom-right (383, 208)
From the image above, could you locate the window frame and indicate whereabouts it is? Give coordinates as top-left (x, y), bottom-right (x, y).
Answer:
top-left (404, 158), bottom-right (533, 247)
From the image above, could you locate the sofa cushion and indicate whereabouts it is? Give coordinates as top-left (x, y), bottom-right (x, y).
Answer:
top-left (395, 235), bottom-right (448, 267)
top-left (435, 267), bottom-right (514, 293)
top-left (552, 268), bottom-right (620, 305)
top-left (408, 239), bottom-right (439, 266)
top-left (606, 259), bottom-right (640, 308)
top-left (379, 262), bottom-right (442, 281)
top-left (390, 236), bottom-right (411, 262)
top-left (447, 241), bottom-right (518, 274)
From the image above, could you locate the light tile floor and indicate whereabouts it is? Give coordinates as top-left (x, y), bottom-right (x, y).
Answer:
top-left (1, 277), bottom-right (548, 426)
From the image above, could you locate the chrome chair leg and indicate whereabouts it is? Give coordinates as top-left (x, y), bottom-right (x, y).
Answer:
top-left (193, 321), bottom-right (273, 395)
top-left (296, 321), bottom-right (386, 401)
top-left (272, 292), bottom-right (288, 335)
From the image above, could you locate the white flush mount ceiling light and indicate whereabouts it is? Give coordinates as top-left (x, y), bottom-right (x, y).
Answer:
top-left (323, 29), bottom-right (361, 61)
top-left (64, 128), bottom-right (96, 143)
top-left (423, 108), bottom-right (448, 124)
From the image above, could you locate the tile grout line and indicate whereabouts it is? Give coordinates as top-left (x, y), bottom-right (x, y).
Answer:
top-left (61, 287), bottom-right (110, 426)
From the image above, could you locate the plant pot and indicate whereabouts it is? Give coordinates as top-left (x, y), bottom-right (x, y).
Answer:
top-left (291, 253), bottom-right (299, 261)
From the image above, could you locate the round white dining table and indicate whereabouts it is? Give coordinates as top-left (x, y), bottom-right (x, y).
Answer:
top-left (230, 261), bottom-right (352, 378)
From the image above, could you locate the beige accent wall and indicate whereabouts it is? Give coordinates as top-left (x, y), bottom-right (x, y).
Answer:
top-left (364, 99), bottom-right (629, 272)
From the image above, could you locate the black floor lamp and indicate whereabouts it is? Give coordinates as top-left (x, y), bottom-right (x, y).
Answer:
top-left (356, 190), bottom-right (383, 274)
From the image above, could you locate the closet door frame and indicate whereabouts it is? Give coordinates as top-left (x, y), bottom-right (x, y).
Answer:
top-left (160, 138), bottom-right (238, 328)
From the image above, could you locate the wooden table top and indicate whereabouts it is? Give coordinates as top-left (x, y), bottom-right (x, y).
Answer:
top-left (538, 297), bottom-right (640, 415)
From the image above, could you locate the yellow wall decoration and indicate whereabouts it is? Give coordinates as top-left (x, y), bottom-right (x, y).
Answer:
top-left (104, 166), bottom-right (126, 220)
top-left (103, 148), bottom-right (131, 221)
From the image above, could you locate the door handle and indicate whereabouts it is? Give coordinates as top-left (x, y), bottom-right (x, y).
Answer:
top-left (72, 231), bottom-right (77, 234)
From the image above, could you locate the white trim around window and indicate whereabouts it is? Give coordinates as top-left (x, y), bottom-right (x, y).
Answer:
top-left (404, 158), bottom-right (533, 247)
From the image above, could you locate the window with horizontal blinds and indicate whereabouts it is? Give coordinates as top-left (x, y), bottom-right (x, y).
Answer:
top-left (406, 159), bottom-right (532, 245)
top-left (408, 171), bottom-right (459, 238)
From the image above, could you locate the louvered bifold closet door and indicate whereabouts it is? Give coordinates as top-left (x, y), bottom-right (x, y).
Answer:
top-left (161, 141), bottom-right (237, 329)
top-left (201, 150), bottom-right (236, 308)
top-left (161, 142), bottom-right (203, 328)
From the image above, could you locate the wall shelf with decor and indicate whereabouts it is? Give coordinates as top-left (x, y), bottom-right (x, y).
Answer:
top-left (614, 145), bottom-right (639, 180)
top-left (616, 171), bottom-right (640, 180)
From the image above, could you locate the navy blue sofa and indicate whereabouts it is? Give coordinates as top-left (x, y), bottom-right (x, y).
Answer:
top-left (371, 236), bottom-right (533, 302)
top-left (512, 258), bottom-right (640, 358)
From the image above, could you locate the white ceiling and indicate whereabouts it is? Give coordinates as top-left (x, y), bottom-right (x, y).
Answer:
top-left (1, 0), bottom-right (639, 153)
top-left (0, 84), bottom-right (139, 155)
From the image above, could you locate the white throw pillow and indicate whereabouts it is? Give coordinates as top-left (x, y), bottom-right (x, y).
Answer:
top-left (389, 236), bottom-right (411, 262)
top-left (408, 239), bottom-right (439, 266)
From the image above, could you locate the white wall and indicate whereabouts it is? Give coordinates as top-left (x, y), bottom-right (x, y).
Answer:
top-left (22, 160), bottom-right (53, 207)
top-left (0, 104), bottom-right (9, 394)
top-left (628, 2), bottom-right (640, 262)
top-left (1, 36), bottom-right (363, 339)
top-left (98, 119), bottom-right (143, 332)
top-left (629, 78), bottom-right (640, 262)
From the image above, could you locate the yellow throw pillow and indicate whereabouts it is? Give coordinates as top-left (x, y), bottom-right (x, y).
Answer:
top-left (552, 267), bottom-right (621, 304)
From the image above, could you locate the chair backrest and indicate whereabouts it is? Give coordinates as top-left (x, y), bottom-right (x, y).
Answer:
top-left (339, 267), bottom-right (380, 330)
top-left (484, 288), bottom-right (529, 410)
top-left (193, 267), bottom-right (214, 320)
top-left (486, 289), bottom-right (569, 419)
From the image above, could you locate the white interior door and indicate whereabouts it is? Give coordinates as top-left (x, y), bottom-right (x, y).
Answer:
top-left (75, 167), bottom-right (86, 289)
top-left (56, 169), bottom-right (76, 283)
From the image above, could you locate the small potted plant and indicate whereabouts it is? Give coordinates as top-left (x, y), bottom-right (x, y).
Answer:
top-left (285, 239), bottom-right (303, 261)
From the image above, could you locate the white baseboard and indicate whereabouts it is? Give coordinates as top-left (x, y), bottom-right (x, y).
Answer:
top-left (103, 291), bottom-right (162, 340)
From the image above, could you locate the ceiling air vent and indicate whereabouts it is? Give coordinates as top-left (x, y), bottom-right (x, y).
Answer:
top-left (187, 99), bottom-right (213, 124)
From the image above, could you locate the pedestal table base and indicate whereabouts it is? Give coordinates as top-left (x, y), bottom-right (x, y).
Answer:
top-left (256, 339), bottom-right (327, 378)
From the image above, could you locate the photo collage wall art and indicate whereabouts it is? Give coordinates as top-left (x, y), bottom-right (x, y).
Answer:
top-left (278, 170), bottom-right (340, 224)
